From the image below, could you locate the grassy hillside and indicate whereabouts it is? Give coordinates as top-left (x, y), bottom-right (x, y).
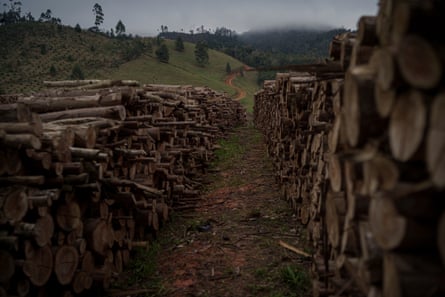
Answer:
top-left (103, 39), bottom-right (255, 98)
top-left (0, 22), bottom-right (259, 103)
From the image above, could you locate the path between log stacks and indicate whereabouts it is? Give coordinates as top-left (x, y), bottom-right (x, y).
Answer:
top-left (139, 121), bottom-right (312, 297)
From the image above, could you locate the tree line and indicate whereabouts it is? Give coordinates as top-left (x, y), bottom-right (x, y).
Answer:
top-left (0, 1), bottom-right (127, 38)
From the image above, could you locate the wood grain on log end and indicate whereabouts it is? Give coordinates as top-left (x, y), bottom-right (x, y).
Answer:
top-left (389, 90), bottom-right (426, 162)
top-left (55, 245), bottom-right (79, 285)
top-left (397, 35), bottom-right (442, 89)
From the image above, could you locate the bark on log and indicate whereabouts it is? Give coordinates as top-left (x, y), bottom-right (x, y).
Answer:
top-left (0, 120), bottom-right (42, 136)
top-left (426, 92), bottom-right (445, 187)
top-left (0, 103), bottom-right (32, 122)
top-left (326, 191), bottom-right (346, 248)
top-left (43, 79), bottom-right (103, 88)
top-left (70, 147), bottom-right (108, 161)
top-left (18, 94), bottom-right (107, 113)
top-left (343, 65), bottom-right (384, 147)
top-left (0, 133), bottom-right (41, 149)
top-left (40, 105), bottom-right (126, 122)
top-left (357, 16), bottom-right (378, 46)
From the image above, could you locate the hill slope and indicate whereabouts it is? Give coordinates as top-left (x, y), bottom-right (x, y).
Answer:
top-left (0, 22), bottom-right (258, 99)
top-left (102, 39), bottom-right (256, 98)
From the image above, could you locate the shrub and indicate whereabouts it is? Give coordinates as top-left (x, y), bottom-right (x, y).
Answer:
top-left (70, 64), bottom-right (84, 80)
top-left (49, 65), bottom-right (56, 76)
top-left (40, 44), bottom-right (47, 55)
top-left (155, 44), bottom-right (169, 63)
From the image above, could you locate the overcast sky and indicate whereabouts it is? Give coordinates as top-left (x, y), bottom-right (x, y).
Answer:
top-left (15, 0), bottom-right (378, 36)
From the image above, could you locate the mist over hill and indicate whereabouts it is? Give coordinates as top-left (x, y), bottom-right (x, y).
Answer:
top-left (239, 27), bottom-right (348, 56)
top-left (160, 26), bottom-right (348, 62)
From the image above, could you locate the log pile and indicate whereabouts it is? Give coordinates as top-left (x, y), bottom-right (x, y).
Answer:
top-left (254, 1), bottom-right (445, 296)
top-left (0, 83), bottom-right (246, 296)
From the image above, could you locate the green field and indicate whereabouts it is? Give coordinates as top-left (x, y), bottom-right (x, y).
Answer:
top-left (103, 39), bottom-right (255, 99)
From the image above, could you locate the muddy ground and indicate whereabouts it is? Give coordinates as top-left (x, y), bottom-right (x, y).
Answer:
top-left (114, 121), bottom-right (312, 297)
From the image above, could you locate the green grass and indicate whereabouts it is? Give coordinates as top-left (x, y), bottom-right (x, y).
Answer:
top-left (212, 134), bottom-right (245, 169)
top-left (112, 243), bottom-right (169, 296)
top-left (250, 263), bottom-right (311, 297)
top-left (280, 265), bottom-right (311, 297)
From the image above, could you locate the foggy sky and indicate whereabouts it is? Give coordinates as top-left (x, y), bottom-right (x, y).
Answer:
top-left (15, 0), bottom-right (378, 36)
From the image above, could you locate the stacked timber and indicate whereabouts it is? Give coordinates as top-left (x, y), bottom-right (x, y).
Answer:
top-left (255, 1), bottom-right (445, 296)
top-left (0, 83), bottom-right (246, 296)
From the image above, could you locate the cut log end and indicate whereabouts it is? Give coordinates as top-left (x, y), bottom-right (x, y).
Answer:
top-left (397, 35), bottom-right (442, 89)
top-left (389, 90), bottom-right (426, 162)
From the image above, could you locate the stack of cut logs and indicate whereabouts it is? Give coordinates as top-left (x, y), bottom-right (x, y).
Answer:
top-left (0, 81), bottom-right (246, 296)
top-left (254, 1), bottom-right (445, 296)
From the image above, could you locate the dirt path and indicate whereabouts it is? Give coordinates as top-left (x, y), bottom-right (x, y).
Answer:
top-left (225, 70), bottom-right (247, 100)
top-left (150, 122), bottom-right (311, 297)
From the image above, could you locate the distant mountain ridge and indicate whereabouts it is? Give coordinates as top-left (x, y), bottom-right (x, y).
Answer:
top-left (239, 28), bottom-right (348, 56)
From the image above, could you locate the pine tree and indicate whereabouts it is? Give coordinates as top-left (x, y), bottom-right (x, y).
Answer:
top-left (92, 3), bottom-right (104, 30)
top-left (49, 65), bottom-right (56, 76)
top-left (155, 44), bottom-right (169, 63)
top-left (226, 62), bottom-right (232, 74)
top-left (115, 20), bottom-right (126, 36)
top-left (70, 64), bottom-right (84, 80)
top-left (194, 41), bottom-right (209, 66)
top-left (175, 36), bottom-right (185, 52)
